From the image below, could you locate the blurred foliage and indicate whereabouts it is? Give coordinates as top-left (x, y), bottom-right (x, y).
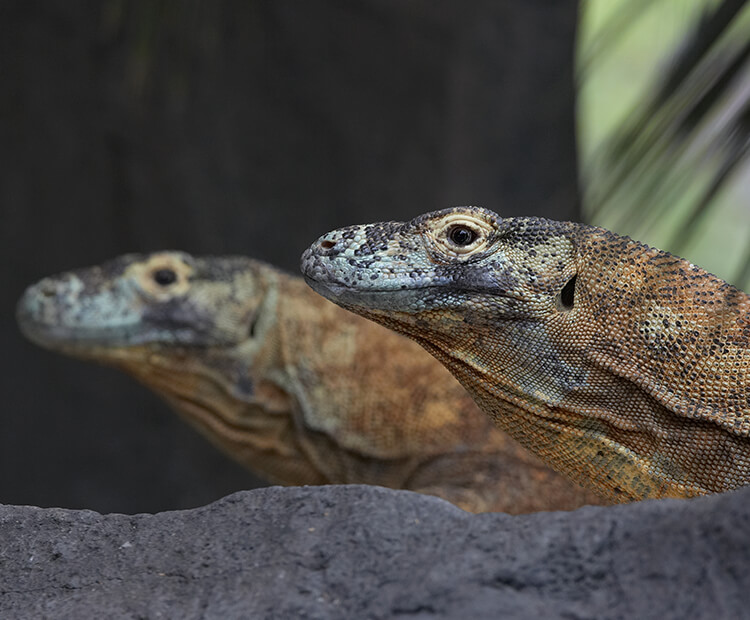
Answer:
top-left (578, 0), bottom-right (750, 291)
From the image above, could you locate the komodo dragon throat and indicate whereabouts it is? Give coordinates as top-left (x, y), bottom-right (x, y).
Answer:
top-left (301, 206), bottom-right (750, 502)
top-left (17, 251), bottom-right (603, 513)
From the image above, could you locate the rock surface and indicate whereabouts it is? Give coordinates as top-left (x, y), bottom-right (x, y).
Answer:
top-left (1, 485), bottom-right (748, 619)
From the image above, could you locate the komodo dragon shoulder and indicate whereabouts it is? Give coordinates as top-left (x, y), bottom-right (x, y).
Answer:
top-left (18, 251), bottom-right (603, 513)
top-left (301, 206), bottom-right (750, 502)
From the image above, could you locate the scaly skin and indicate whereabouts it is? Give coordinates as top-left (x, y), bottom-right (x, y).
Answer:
top-left (17, 251), bottom-right (603, 513)
top-left (301, 207), bottom-right (750, 502)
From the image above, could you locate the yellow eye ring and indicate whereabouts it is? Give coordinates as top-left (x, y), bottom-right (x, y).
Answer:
top-left (422, 212), bottom-right (496, 261)
top-left (127, 253), bottom-right (193, 298)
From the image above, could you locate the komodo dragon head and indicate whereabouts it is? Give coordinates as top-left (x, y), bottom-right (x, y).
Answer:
top-left (17, 251), bottom-right (271, 392)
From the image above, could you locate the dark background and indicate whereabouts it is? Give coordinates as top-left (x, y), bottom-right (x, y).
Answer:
top-left (1, 0), bottom-right (581, 513)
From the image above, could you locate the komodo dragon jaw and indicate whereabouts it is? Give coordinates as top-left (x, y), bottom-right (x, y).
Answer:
top-left (302, 206), bottom-right (750, 502)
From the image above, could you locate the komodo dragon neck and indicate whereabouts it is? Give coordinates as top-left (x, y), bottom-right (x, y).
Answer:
top-left (302, 206), bottom-right (750, 502)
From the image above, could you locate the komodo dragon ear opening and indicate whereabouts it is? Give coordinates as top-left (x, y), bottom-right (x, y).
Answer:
top-left (556, 274), bottom-right (576, 311)
top-left (247, 310), bottom-right (261, 339)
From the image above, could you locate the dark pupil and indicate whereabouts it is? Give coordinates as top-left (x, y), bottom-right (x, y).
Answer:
top-left (153, 268), bottom-right (177, 286)
top-left (449, 226), bottom-right (476, 246)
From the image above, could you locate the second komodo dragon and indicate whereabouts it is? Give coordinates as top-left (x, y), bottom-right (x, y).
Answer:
top-left (17, 251), bottom-right (602, 513)
top-left (302, 207), bottom-right (750, 503)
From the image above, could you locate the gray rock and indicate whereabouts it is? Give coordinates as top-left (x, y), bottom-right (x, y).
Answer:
top-left (1, 485), bottom-right (748, 619)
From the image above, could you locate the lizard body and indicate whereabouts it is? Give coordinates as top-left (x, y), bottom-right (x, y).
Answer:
top-left (301, 207), bottom-right (750, 502)
top-left (17, 251), bottom-right (603, 513)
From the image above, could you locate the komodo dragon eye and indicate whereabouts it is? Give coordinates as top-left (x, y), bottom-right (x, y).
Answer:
top-left (152, 268), bottom-right (178, 286)
top-left (448, 226), bottom-right (478, 247)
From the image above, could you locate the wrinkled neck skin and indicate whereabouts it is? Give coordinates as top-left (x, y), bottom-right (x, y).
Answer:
top-left (355, 300), bottom-right (570, 410)
top-left (330, 292), bottom-right (688, 503)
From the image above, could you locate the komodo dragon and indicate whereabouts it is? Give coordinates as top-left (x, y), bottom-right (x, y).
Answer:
top-left (301, 206), bottom-right (750, 503)
top-left (17, 251), bottom-right (603, 513)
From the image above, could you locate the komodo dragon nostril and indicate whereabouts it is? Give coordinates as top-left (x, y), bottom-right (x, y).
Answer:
top-left (39, 281), bottom-right (58, 297)
top-left (320, 239), bottom-right (336, 250)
